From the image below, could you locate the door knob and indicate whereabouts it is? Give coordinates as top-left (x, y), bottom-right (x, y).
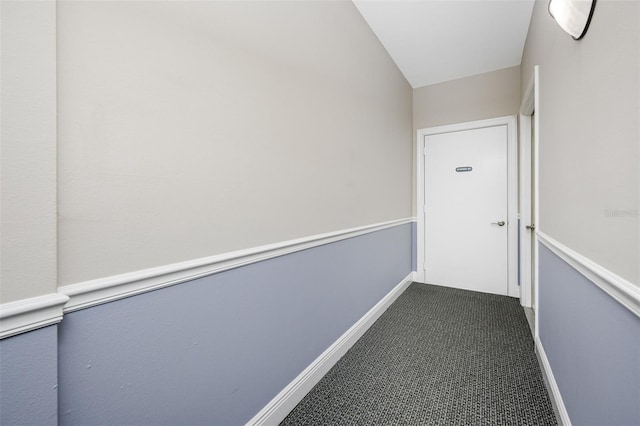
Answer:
top-left (526, 224), bottom-right (536, 231)
top-left (491, 221), bottom-right (506, 226)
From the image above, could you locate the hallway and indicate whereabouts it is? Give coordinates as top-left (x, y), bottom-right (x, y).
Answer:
top-left (2, 1), bottom-right (638, 424)
top-left (282, 283), bottom-right (556, 425)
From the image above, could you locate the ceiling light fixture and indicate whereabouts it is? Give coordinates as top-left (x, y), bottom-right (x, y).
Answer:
top-left (549, 0), bottom-right (597, 40)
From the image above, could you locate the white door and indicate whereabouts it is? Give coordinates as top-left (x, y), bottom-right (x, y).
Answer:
top-left (424, 125), bottom-right (508, 295)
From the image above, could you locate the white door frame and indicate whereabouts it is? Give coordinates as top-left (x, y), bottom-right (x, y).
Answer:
top-left (416, 115), bottom-right (519, 298)
top-left (519, 66), bottom-right (540, 336)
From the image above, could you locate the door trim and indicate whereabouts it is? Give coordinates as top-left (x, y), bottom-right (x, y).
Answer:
top-left (416, 116), bottom-right (519, 298)
top-left (519, 66), bottom-right (540, 336)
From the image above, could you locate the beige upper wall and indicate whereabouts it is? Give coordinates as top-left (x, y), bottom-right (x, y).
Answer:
top-left (412, 65), bottom-right (521, 214)
top-left (522, 0), bottom-right (639, 284)
top-left (1, 1), bottom-right (58, 303)
top-left (57, 1), bottom-right (413, 285)
top-left (413, 65), bottom-right (521, 131)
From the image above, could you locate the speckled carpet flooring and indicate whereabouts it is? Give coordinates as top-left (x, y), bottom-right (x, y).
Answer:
top-left (281, 283), bottom-right (557, 425)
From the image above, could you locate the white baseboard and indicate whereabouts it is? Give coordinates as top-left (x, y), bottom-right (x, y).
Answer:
top-left (245, 272), bottom-right (414, 426)
top-left (535, 336), bottom-right (571, 426)
top-left (522, 306), bottom-right (535, 337)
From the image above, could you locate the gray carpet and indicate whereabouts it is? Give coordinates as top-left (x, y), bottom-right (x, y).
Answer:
top-left (281, 283), bottom-right (557, 425)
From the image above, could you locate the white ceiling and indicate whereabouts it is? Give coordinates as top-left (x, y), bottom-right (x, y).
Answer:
top-left (353, 0), bottom-right (535, 88)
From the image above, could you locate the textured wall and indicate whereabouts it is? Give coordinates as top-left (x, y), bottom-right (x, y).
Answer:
top-left (57, 224), bottom-right (411, 425)
top-left (538, 245), bottom-right (640, 425)
top-left (0, 326), bottom-right (59, 425)
top-left (57, 0), bottom-right (413, 285)
top-left (413, 65), bottom-right (521, 131)
top-left (0, 0), bottom-right (57, 303)
top-left (522, 0), bottom-right (639, 284)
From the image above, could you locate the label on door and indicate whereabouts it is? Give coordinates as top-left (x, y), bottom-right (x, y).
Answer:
top-left (455, 166), bottom-right (473, 172)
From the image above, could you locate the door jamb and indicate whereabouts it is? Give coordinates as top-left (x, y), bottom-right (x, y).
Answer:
top-left (415, 115), bottom-right (519, 298)
top-left (519, 66), bottom-right (540, 336)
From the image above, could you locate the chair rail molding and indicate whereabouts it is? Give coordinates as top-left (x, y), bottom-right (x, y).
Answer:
top-left (537, 230), bottom-right (640, 318)
top-left (0, 293), bottom-right (70, 339)
top-left (59, 218), bottom-right (413, 313)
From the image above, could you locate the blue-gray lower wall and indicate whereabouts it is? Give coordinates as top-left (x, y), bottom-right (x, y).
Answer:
top-left (0, 325), bottom-right (59, 425)
top-left (538, 244), bottom-right (640, 426)
top-left (57, 223), bottom-right (411, 425)
top-left (411, 220), bottom-right (417, 271)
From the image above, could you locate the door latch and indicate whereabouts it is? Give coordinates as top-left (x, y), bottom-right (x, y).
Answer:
top-left (491, 221), bottom-right (506, 226)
